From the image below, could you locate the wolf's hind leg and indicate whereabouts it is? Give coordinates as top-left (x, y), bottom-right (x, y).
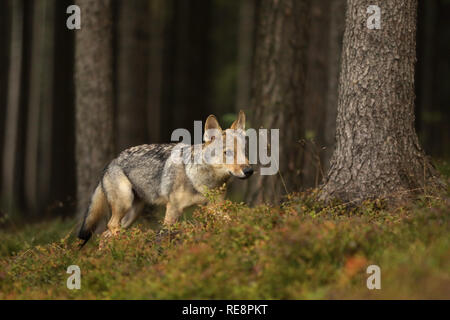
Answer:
top-left (102, 167), bottom-right (134, 236)
top-left (121, 201), bottom-right (144, 228)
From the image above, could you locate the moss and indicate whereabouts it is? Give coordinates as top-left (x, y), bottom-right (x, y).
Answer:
top-left (0, 187), bottom-right (449, 299)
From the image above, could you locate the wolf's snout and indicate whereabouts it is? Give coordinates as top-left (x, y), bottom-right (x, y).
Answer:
top-left (242, 167), bottom-right (253, 178)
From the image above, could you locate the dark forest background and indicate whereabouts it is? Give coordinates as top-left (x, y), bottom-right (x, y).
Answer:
top-left (0, 0), bottom-right (449, 220)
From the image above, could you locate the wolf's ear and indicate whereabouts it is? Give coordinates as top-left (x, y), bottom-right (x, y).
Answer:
top-left (204, 115), bottom-right (222, 142)
top-left (230, 110), bottom-right (246, 131)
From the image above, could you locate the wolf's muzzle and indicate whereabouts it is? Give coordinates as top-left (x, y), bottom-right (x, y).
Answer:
top-left (241, 167), bottom-right (254, 179)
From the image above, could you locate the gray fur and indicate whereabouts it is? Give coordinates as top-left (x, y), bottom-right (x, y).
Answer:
top-left (78, 111), bottom-right (253, 245)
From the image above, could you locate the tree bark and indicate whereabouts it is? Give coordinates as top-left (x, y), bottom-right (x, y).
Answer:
top-left (0, 0), bottom-right (11, 172)
top-left (147, 0), bottom-right (167, 143)
top-left (320, 0), bottom-right (443, 203)
top-left (25, 0), bottom-right (55, 214)
top-left (324, 0), bottom-right (346, 173)
top-left (1, 0), bottom-right (24, 214)
top-left (235, 0), bottom-right (255, 112)
top-left (301, 0), bottom-right (330, 188)
top-left (50, 0), bottom-right (76, 215)
top-left (116, 0), bottom-right (150, 151)
top-left (162, 0), bottom-right (212, 141)
top-left (246, 0), bottom-right (310, 204)
top-left (75, 0), bottom-right (115, 216)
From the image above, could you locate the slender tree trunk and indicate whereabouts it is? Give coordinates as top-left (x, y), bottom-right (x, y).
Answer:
top-left (0, 0), bottom-right (10, 172)
top-left (301, 0), bottom-right (330, 188)
top-left (147, 0), bottom-right (167, 143)
top-left (116, 0), bottom-right (150, 152)
top-left (231, 0), bottom-right (255, 200)
top-left (24, 0), bottom-right (44, 214)
top-left (235, 0), bottom-right (255, 112)
top-left (246, 0), bottom-right (310, 204)
top-left (38, 1), bottom-right (55, 213)
top-left (435, 1), bottom-right (450, 158)
top-left (163, 0), bottom-right (211, 141)
top-left (75, 0), bottom-right (115, 216)
top-left (25, 0), bottom-right (55, 214)
top-left (50, 0), bottom-right (76, 215)
top-left (416, 0), bottom-right (437, 155)
top-left (1, 0), bottom-right (23, 213)
top-left (320, 0), bottom-right (443, 203)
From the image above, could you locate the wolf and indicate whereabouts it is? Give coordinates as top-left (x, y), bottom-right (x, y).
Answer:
top-left (78, 111), bottom-right (253, 245)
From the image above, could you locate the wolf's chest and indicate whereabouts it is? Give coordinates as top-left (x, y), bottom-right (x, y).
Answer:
top-left (185, 165), bottom-right (229, 194)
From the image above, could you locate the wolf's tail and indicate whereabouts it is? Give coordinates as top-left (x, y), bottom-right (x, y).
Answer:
top-left (78, 183), bottom-right (109, 247)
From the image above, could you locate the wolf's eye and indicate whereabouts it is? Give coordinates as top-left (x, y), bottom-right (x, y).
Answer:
top-left (224, 150), bottom-right (234, 157)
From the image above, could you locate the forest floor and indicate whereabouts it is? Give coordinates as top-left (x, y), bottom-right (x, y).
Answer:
top-left (0, 162), bottom-right (449, 299)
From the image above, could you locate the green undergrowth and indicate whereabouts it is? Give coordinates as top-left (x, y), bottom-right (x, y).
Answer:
top-left (1, 161), bottom-right (450, 299)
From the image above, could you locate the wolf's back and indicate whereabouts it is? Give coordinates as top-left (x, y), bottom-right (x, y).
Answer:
top-left (114, 144), bottom-right (177, 202)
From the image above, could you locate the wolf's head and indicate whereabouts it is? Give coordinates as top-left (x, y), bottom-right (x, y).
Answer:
top-left (202, 111), bottom-right (253, 179)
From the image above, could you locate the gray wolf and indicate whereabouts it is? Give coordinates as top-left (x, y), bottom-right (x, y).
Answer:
top-left (78, 111), bottom-right (253, 245)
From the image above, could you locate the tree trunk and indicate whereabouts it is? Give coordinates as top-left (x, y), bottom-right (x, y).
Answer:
top-left (75, 0), bottom-right (115, 216)
top-left (230, 0), bottom-right (255, 201)
top-left (301, 0), bottom-right (330, 188)
top-left (235, 0), bottom-right (255, 112)
top-left (1, 0), bottom-right (24, 214)
top-left (116, 0), bottom-right (150, 152)
top-left (323, 0), bottom-right (346, 173)
top-left (415, 0), bottom-right (448, 158)
top-left (25, 0), bottom-right (55, 214)
top-left (50, 0), bottom-right (76, 215)
top-left (147, 0), bottom-right (167, 143)
top-left (37, 1), bottom-right (55, 214)
top-left (433, 1), bottom-right (450, 158)
top-left (320, 0), bottom-right (443, 203)
top-left (162, 0), bottom-right (211, 141)
top-left (246, 0), bottom-right (310, 204)
top-left (0, 0), bottom-right (11, 173)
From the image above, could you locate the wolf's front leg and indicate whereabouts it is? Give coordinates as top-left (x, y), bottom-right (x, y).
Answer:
top-left (163, 203), bottom-right (182, 226)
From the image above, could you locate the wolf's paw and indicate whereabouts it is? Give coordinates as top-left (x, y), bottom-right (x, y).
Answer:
top-left (98, 229), bottom-right (120, 250)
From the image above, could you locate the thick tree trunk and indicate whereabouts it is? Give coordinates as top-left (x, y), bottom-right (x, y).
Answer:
top-left (320, 0), bottom-right (443, 203)
top-left (246, 0), bottom-right (310, 204)
top-left (75, 0), bottom-right (115, 216)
